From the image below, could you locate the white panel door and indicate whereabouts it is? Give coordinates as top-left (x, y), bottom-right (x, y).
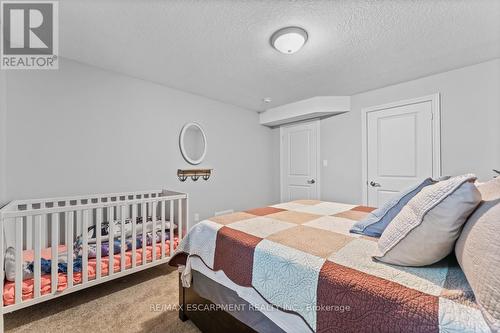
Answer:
top-left (366, 100), bottom-right (436, 207)
top-left (281, 120), bottom-right (319, 202)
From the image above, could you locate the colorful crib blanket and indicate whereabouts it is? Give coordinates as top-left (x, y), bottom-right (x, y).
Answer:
top-left (4, 220), bottom-right (175, 282)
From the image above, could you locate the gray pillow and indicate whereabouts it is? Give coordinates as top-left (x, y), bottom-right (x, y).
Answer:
top-left (350, 178), bottom-right (434, 237)
top-left (373, 174), bottom-right (481, 266)
top-left (455, 178), bottom-right (500, 331)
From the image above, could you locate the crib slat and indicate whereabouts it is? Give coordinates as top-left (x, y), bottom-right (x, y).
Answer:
top-left (131, 204), bottom-right (137, 268)
top-left (51, 213), bottom-right (59, 294)
top-left (41, 210), bottom-right (48, 251)
top-left (26, 214), bottom-right (33, 251)
top-left (15, 217), bottom-right (23, 304)
top-left (66, 211), bottom-right (74, 288)
top-left (108, 206), bottom-right (114, 276)
top-left (142, 202), bottom-right (146, 265)
top-left (82, 210), bottom-right (89, 284)
top-left (161, 201), bottom-right (166, 258)
top-left (178, 199), bottom-right (183, 242)
top-left (152, 201), bottom-right (157, 262)
top-left (75, 208), bottom-right (82, 241)
top-left (33, 215), bottom-right (42, 298)
top-left (169, 200), bottom-right (174, 257)
top-left (185, 197), bottom-right (189, 236)
top-left (120, 205), bottom-right (126, 271)
top-left (96, 208), bottom-right (102, 279)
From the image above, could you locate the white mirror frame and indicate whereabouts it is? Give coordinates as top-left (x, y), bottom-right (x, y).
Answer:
top-left (179, 122), bottom-right (207, 165)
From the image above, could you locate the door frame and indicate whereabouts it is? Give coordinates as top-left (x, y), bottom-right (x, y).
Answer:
top-left (361, 93), bottom-right (442, 205)
top-left (280, 119), bottom-right (321, 202)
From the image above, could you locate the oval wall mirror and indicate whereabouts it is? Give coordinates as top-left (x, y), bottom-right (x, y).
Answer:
top-left (179, 122), bottom-right (207, 165)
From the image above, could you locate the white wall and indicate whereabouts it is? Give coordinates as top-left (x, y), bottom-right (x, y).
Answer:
top-left (5, 59), bottom-right (499, 213)
top-left (3, 59), bottom-right (279, 221)
top-left (0, 71), bottom-right (6, 207)
top-left (321, 59), bottom-right (500, 204)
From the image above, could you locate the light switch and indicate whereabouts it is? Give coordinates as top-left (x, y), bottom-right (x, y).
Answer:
top-left (323, 160), bottom-right (328, 167)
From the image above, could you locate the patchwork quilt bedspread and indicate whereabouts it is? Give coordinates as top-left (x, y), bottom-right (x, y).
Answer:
top-left (169, 200), bottom-right (490, 333)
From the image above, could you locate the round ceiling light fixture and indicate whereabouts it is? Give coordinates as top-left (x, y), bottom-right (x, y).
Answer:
top-left (270, 27), bottom-right (308, 54)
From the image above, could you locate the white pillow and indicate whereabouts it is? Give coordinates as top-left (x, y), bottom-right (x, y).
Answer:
top-left (373, 174), bottom-right (481, 266)
top-left (455, 178), bottom-right (500, 331)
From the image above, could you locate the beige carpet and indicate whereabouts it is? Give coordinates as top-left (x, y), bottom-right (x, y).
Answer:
top-left (5, 265), bottom-right (200, 333)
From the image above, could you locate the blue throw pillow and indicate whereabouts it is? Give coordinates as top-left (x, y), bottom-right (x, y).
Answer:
top-left (350, 177), bottom-right (435, 237)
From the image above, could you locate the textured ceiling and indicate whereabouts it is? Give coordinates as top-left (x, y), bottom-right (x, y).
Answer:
top-left (59, 0), bottom-right (500, 111)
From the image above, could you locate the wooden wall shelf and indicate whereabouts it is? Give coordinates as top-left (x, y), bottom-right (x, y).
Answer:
top-left (177, 169), bottom-right (212, 182)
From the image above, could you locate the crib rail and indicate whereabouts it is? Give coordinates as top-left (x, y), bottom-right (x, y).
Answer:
top-left (0, 189), bottom-right (188, 313)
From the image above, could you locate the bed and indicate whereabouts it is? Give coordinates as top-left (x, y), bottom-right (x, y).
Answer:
top-left (169, 200), bottom-right (491, 333)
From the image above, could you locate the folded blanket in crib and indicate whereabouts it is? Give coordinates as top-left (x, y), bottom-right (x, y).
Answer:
top-left (86, 216), bottom-right (176, 244)
top-left (73, 228), bottom-right (172, 258)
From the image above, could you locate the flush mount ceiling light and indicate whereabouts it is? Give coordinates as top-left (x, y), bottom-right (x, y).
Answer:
top-left (270, 27), bottom-right (308, 54)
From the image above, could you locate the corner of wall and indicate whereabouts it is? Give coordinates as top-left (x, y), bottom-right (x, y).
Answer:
top-left (270, 127), bottom-right (281, 203)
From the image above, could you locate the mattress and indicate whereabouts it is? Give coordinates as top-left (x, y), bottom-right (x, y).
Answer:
top-left (3, 237), bottom-right (179, 305)
top-left (170, 200), bottom-right (491, 333)
top-left (190, 256), bottom-right (310, 333)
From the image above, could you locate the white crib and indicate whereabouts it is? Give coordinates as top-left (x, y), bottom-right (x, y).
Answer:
top-left (0, 189), bottom-right (188, 331)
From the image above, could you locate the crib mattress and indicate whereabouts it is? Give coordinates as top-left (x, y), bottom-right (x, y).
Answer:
top-left (3, 238), bottom-right (179, 306)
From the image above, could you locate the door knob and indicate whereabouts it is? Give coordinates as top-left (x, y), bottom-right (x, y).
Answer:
top-left (307, 179), bottom-right (316, 184)
top-left (369, 181), bottom-right (381, 187)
